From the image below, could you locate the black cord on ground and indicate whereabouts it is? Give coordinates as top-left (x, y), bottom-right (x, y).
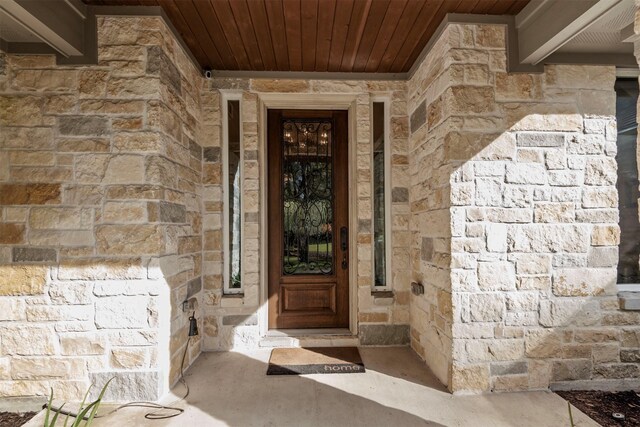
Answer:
top-left (44, 337), bottom-right (192, 421)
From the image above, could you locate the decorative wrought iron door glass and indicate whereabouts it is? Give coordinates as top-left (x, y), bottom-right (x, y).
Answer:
top-left (281, 119), bottom-right (334, 275)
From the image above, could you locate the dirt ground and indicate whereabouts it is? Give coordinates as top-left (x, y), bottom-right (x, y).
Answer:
top-left (0, 412), bottom-right (37, 427)
top-left (558, 391), bottom-right (640, 427)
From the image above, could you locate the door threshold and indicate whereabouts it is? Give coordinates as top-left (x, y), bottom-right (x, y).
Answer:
top-left (266, 328), bottom-right (353, 337)
top-left (260, 328), bottom-right (358, 348)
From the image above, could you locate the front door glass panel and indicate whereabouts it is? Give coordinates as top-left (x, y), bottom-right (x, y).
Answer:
top-left (281, 119), bottom-right (334, 275)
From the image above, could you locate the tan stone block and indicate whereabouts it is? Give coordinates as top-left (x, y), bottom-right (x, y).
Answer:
top-left (57, 137), bottom-right (110, 152)
top-left (98, 17), bottom-right (140, 45)
top-left (6, 55), bottom-right (56, 68)
top-left (111, 348), bottom-right (147, 369)
top-left (0, 265), bottom-right (46, 296)
top-left (29, 230), bottom-right (94, 247)
top-left (552, 268), bottom-right (616, 296)
top-left (451, 364), bottom-right (490, 392)
top-left (11, 357), bottom-right (86, 380)
top-left (0, 184), bottom-right (60, 205)
top-left (475, 25), bottom-right (505, 48)
top-left (44, 95), bottom-right (76, 114)
top-left (113, 132), bottom-right (162, 152)
top-left (78, 70), bottom-right (109, 97)
top-left (525, 329), bottom-right (562, 358)
top-left (358, 312), bottom-right (389, 323)
top-left (96, 224), bottom-right (164, 255)
top-left (11, 166), bottom-right (73, 183)
top-left (0, 127), bottom-right (54, 150)
top-left (57, 258), bottom-right (145, 280)
top-left (11, 70), bottom-right (77, 92)
top-left (534, 202), bottom-right (575, 223)
top-left (79, 99), bottom-right (145, 115)
top-left (103, 201), bottom-right (147, 223)
top-left (106, 184), bottom-right (164, 200)
top-left (107, 76), bottom-right (161, 98)
top-left (251, 79), bottom-right (310, 92)
top-left (0, 96), bottom-right (43, 126)
top-left (496, 73), bottom-right (542, 101)
top-left (591, 225), bottom-right (620, 246)
top-left (104, 155), bottom-right (145, 183)
top-left (29, 207), bottom-right (88, 229)
top-left (0, 326), bottom-right (55, 355)
top-left (112, 117), bottom-right (144, 130)
top-left (0, 224), bottom-right (25, 244)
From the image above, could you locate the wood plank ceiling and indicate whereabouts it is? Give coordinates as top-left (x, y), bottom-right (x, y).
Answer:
top-left (84, 0), bottom-right (530, 74)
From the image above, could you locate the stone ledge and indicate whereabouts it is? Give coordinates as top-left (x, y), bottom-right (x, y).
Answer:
top-left (618, 291), bottom-right (640, 311)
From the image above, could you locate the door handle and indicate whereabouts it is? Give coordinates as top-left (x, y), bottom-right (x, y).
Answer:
top-left (340, 226), bottom-right (348, 251)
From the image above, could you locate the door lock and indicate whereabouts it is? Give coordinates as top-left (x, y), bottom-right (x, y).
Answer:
top-left (340, 226), bottom-right (348, 251)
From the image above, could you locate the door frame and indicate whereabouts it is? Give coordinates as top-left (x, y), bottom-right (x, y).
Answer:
top-left (258, 93), bottom-right (359, 337)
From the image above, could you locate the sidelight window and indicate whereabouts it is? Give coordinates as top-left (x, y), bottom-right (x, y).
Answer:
top-left (372, 100), bottom-right (391, 288)
top-left (615, 78), bottom-right (640, 285)
top-left (223, 96), bottom-right (242, 293)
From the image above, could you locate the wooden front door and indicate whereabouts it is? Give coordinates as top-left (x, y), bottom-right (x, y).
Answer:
top-left (268, 109), bottom-right (349, 329)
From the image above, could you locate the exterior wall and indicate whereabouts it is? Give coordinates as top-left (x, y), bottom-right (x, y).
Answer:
top-left (0, 16), bottom-right (203, 401)
top-left (406, 27), bottom-right (456, 386)
top-left (408, 22), bottom-right (640, 393)
top-left (200, 80), bottom-right (412, 350)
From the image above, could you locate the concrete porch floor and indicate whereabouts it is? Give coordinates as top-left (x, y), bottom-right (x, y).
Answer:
top-left (26, 347), bottom-right (597, 427)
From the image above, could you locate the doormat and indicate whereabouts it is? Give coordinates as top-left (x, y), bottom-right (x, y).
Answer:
top-left (267, 347), bottom-right (365, 375)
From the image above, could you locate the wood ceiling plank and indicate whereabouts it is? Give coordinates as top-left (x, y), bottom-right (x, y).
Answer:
top-left (264, 0), bottom-right (290, 70)
top-left (504, 0), bottom-right (529, 14)
top-left (193, 0), bottom-right (238, 70)
top-left (327, 0), bottom-right (354, 72)
top-left (156, 0), bottom-right (210, 68)
top-left (352, 0), bottom-right (391, 72)
top-left (228, 0), bottom-right (265, 70)
top-left (315, 0), bottom-right (337, 72)
top-left (388, 0), bottom-right (446, 72)
top-left (455, 0), bottom-right (481, 13)
top-left (471, 0), bottom-right (498, 13)
top-left (376, 0), bottom-right (425, 73)
top-left (283, 0), bottom-right (302, 71)
top-left (400, 0), bottom-right (464, 72)
top-left (247, 0), bottom-right (278, 70)
top-left (490, 0), bottom-right (523, 14)
top-left (340, 0), bottom-right (372, 72)
top-left (300, 0), bottom-right (319, 71)
top-left (171, 0), bottom-right (225, 69)
top-left (364, 0), bottom-right (408, 72)
top-left (210, 0), bottom-right (252, 70)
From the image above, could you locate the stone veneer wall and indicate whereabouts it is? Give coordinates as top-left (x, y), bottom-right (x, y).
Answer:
top-left (200, 79), bottom-right (412, 349)
top-left (0, 16), bottom-right (204, 401)
top-left (408, 22), bottom-right (640, 393)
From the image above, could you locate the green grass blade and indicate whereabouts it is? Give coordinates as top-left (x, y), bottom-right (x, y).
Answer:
top-left (568, 401), bottom-right (575, 427)
top-left (73, 401), bottom-right (98, 426)
top-left (49, 403), bottom-right (64, 427)
top-left (44, 388), bottom-right (53, 427)
top-left (62, 411), bottom-right (71, 427)
top-left (85, 378), bottom-right (113, 425)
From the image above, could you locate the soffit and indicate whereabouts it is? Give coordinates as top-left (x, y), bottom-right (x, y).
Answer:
top-left (82, 0), bottom-right (530, 73)
top-left (556, 0), bottom-right (635, 55)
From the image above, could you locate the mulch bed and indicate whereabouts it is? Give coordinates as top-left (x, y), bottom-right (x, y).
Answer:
top-left (0, 412), bottom-right (37, 427)
top-left (557, 391), bottom-right (640, 427)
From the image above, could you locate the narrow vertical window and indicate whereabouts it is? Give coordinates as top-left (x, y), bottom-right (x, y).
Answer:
top-left (615, 79), bottom-right (640, 284)
top-left (373, 101), bottom-right (390, 288)
top-left (224, 98), bottom-right (242, 293)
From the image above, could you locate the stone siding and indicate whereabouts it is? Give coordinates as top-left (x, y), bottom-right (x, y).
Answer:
top-left (408, 22), bottom-right (640, 393)
top-left (0, 16), bottom-right (203, 401)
